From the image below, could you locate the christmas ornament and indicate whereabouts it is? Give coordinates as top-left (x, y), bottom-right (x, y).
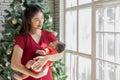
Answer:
top-left (0, 64), bottom-right (3, 67)
top-left (52, 67), bottom-right (56, 71)
top-left (12, 18), bottom-right (17, 24)
top-left (5, 62), bottom-right (10, 67)
top-left (49, 17), bottom-right (52, 22)
top-left (7, 76), bottom-right (11, 80)
top-left (6, 49), bottom-right (12, 55)
top-left (53, 77), bottom-right (57, 80)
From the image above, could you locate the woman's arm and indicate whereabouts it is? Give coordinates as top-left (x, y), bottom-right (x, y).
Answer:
top-left (46, 53), bottom-right (63, 61)
top-left (11, 45), bottom-right (48, 79)
top-left (32, 53), bottom-right (63, 70)
top-left (33, 53), bottom-right (63, 64)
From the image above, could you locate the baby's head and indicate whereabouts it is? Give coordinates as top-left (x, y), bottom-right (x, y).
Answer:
top-left (56, 42), bottom-right (65, 53)
top-left (49, 41), bottom-right (65, 53)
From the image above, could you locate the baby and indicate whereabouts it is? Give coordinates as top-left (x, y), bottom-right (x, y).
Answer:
top-left (14, 41), bottom-right (65, 80)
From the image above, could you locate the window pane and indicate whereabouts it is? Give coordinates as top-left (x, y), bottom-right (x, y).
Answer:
top-left (96, 60), bottom-right (117, 80)
top-left (79, 8), bottom-right (91, 54)
top-left (96, 7), bottom-right (115, 32)
top-left (96, 9), bottom-right (104, 32)
top-left (104, 8), bottom-right (115, 32)
top-left (65, 53), bottom-right (77, 80)
top-left (96, 33), bottom-right (104, 59)
top-left (71, 54), bottom-right (77, 80)
top-left (96, 60), bottom-right (104, 80)
top-left (104, 34), bottom-right (115, 62)
top-left (116, 66), bottom-right (120, 80)
top-left (78, 56), bottom-right (91, 80)
top-left (115, 6), bottom-right (120, 32)
top-left (79, 0), bottom-right (92, 5)
top-left (115, 34), bottom-right (120, 64)
top-left (66, 10), bottom-right (77, 51)
top-left (66, 0), bottom-right (77, 8)
top-left (65, 53), bottom-right (71, 80)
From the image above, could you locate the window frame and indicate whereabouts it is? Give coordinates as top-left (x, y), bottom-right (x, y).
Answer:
top-left (60, 0), bottom-right (120, 80)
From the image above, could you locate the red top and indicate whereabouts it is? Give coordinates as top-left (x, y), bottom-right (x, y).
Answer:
top-left (15, 30), bottom-right (57, 80)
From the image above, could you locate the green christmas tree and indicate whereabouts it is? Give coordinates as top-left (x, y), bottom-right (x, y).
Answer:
top-left (0, 0), bottom-right (67, 80)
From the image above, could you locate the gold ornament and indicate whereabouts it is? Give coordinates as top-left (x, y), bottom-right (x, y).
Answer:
top-left (0, 64), bottom-right (3, 67)
top-left (12, 18), bottom-right (17, 24)
top-left (53, 77), bottom-right (57, 80)
top-left (6, 49), bottom-right (12, 55)
top-left (52, 67), bottom-right (56, 71)
top-left (0, 64), bottom-right (5, 68)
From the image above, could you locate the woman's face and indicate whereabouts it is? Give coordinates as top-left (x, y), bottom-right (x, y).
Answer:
top-left (30, 11), bottom-right (44, 30)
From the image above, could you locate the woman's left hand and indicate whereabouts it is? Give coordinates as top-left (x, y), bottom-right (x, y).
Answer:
top-left (31, 56), bottom-right (48, 70)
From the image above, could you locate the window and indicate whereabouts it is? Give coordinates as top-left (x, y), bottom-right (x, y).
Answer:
top-left (66, 10), bottom-right (77, 51)
top-left (61, 0), bottom-right (120, 80)
top-left (96, 5), bottom-right (120, 80)
top-left (79, 8), bottom-right (91, 54)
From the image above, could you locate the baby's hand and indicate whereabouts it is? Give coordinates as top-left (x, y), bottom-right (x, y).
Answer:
top-left (36, 50), bottom-right (46, 56)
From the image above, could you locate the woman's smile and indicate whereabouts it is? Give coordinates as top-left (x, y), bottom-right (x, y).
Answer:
top-left (37, 24), bottom-right (43, 27)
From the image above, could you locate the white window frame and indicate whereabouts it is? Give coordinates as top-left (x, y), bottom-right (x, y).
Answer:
top-left (60, 0), bottom-right (120, 80)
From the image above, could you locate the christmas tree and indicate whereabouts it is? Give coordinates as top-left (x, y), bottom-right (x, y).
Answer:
top-left (0, 0), bottom-right (67, 80)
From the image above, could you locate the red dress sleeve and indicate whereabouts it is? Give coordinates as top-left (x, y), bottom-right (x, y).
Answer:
top-left (14, 35), bottom-right (25, 50)
top-left (48, 32), bottom-right (57, 42)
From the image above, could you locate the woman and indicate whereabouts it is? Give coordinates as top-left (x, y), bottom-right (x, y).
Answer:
top-left (11, 5), bottom-right (62, 80)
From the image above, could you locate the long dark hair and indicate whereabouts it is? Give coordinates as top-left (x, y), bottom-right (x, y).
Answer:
top-left (19, 5), bottom-right (44, 35)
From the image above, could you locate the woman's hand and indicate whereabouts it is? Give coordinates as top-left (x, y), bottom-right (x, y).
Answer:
top-left (31, 56), bottom-right (48, 71)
